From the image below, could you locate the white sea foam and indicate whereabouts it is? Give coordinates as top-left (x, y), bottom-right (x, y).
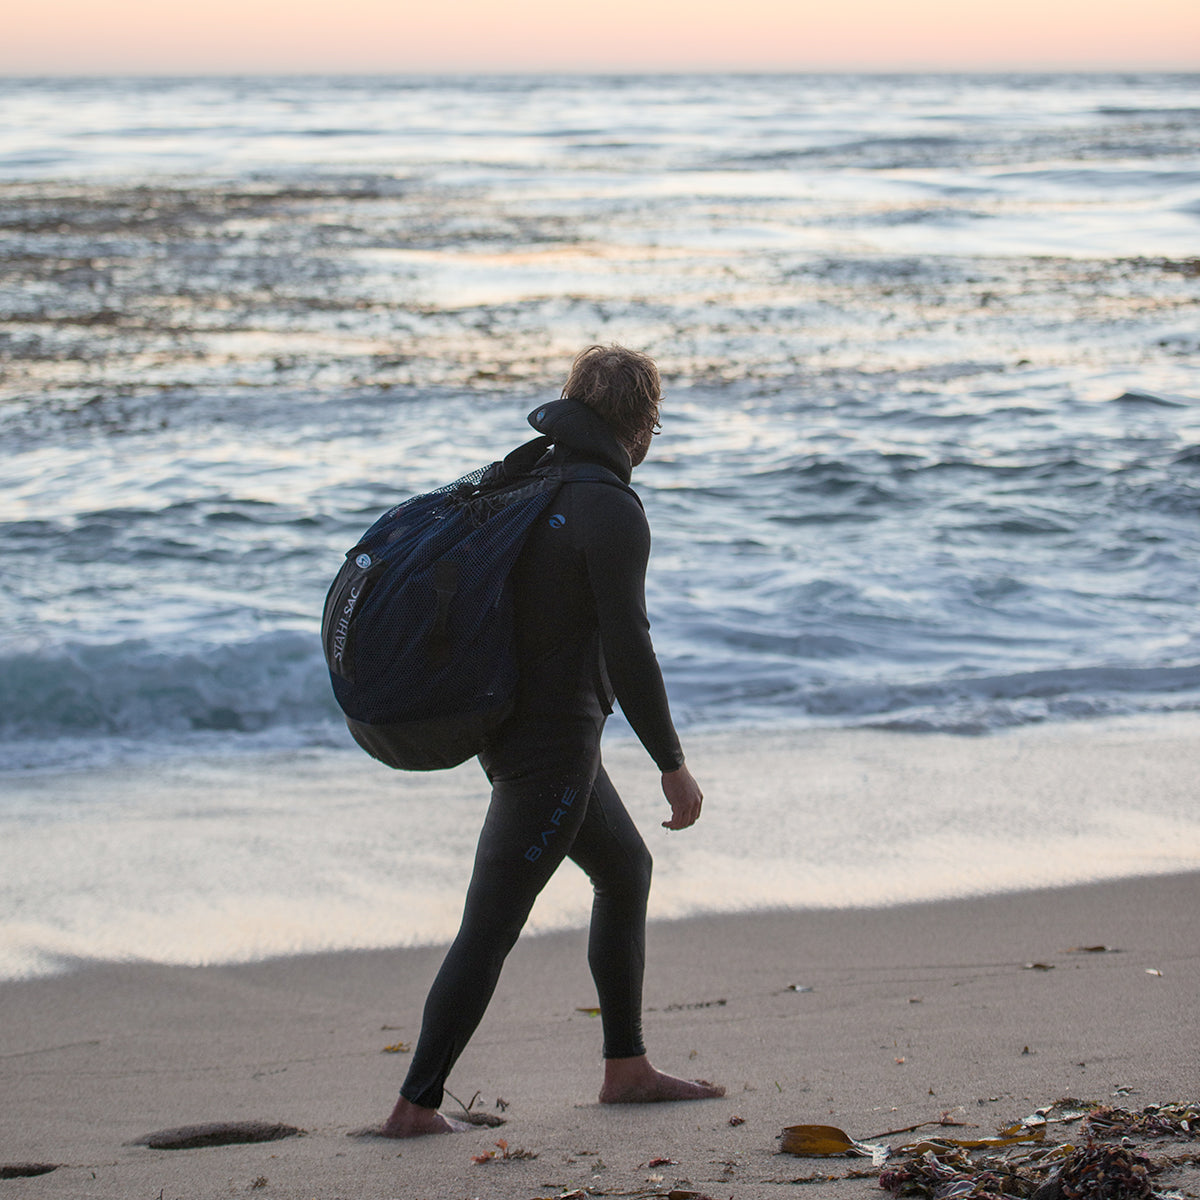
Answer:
top-left (2, 717), bottom-right (1199, 980)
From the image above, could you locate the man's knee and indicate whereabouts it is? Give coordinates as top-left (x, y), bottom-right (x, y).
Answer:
top-left (613, 840), bottom-right (652, 906)
top-left (633, 840), bottom-right (653, 893)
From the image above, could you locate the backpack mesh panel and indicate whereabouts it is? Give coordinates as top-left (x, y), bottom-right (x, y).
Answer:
top-left (324, 466), bottom-right (558, 726)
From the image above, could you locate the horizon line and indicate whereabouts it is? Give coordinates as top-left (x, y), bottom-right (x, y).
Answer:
top-left (3, 65), bottom-right (1199, 79)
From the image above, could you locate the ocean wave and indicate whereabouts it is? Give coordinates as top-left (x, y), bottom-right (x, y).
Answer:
top-left (808, 663), bottom-right (1200, 722)
top-left (5, 630), bottom-right (1200, 768)
top-left (0, 632), bottom-right (338, 742)
top-left (1096, 106), bottom-right (1200, 118)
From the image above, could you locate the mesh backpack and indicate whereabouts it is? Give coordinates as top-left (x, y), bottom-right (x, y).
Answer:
top-left (321, 434), bottom-right (636, 770)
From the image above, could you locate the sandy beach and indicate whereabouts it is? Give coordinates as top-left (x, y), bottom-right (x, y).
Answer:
top-left (3, 868), bottom-right (1197, 1200)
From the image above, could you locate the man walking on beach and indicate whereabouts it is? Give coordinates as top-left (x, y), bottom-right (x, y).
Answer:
top-left (381, 345), bottom-right (724, 1137)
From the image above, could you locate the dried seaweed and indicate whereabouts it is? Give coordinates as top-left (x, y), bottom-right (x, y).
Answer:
top-left (471, 1138), bottom-right (537, 1164)
top-left (1036, 1142), bottom-right (1155, 1200)
top-left (1085, 1103), bottom-right (1199, 1141)
top-left (444, 1087), bottom-right (507, 1128)
top-left (878, 1101), bottom-right (1199, 1200)
top-left (781, 1123), bottom-right (888, 1163)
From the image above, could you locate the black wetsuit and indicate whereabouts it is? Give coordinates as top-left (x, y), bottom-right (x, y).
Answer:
top-left (399, 399), bottom-right (684, 1109)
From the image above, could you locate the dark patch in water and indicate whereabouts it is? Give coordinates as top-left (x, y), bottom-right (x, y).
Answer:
top-left (1112, 390), bottom-right (1187, 407)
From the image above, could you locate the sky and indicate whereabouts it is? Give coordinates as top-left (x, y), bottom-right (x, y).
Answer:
top-left (3, 0), bottom-right (1198, 74)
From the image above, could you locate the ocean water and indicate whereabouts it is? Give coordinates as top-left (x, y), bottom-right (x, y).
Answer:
top-left (2, 74), bottom-right (1199, 976)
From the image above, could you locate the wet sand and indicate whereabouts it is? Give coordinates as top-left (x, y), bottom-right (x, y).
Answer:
top-left (2, 871), bottom-right (1197, 1199)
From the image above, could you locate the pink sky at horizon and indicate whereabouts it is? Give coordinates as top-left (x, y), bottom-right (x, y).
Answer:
top-left (3, 0), bottom-right (1198, 74)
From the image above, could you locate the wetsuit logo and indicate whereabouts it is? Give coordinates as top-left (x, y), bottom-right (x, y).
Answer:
top-left (355, 553), bottom-right (371, 569)
top-left (548, 513), bottom-right (565, 529)
top-left (524, 786), bottom-right (580, 862)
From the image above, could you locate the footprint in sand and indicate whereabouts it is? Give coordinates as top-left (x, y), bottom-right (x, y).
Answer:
top-left (129, 1121), bottom-right (302, 1150)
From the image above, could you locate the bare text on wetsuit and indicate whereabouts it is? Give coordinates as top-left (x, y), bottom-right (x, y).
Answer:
top-left (524, 786), bottom-right (580, 862)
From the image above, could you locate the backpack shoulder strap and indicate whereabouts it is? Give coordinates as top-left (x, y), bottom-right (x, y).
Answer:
top-left (496, 436), bottom-right (553, 482)
top-left (502, 435), bottom-right (554, 477)
top-left (475, 435), bottom-right (642, 510)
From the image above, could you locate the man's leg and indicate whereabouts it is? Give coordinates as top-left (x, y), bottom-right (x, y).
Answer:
top-left (383, 729), bottom-right (600, 1135)
top-left (566, 766), bottom-right (652, 1059)
top-left (567, 767), bottom-right (725, 1105)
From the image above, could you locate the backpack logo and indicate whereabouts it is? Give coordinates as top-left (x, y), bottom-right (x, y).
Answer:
top-left (355, 553), bottom-right (372, 569)
top-left (331, 583), bottom-right (362, 665)
top-left (548, 513), bottom-right (565, 529)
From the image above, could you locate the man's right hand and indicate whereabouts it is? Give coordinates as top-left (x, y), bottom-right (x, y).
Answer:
top-left (661, 763), bottom-right (704, 830)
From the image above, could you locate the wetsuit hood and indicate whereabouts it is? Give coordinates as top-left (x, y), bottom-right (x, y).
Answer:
top-left (527, 398), bottom-right (633, 484)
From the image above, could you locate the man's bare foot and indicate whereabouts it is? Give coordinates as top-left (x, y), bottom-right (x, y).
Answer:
top-left (599, 1054), bottom-right (726, 1104)
top-left (379, 1095), bottom-right (468, 1138)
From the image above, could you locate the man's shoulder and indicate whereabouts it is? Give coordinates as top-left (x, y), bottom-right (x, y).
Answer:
top-left (563, 480), bottom-right (650, 559)
top-left (565, 474), bottom-right (643, 515)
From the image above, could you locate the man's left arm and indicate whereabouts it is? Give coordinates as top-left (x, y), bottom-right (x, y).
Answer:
top-left (581, 486), bottom-right (686, 775)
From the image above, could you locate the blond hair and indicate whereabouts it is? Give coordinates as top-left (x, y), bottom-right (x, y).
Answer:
top-left (561, 344), bottom-right (661, 447)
